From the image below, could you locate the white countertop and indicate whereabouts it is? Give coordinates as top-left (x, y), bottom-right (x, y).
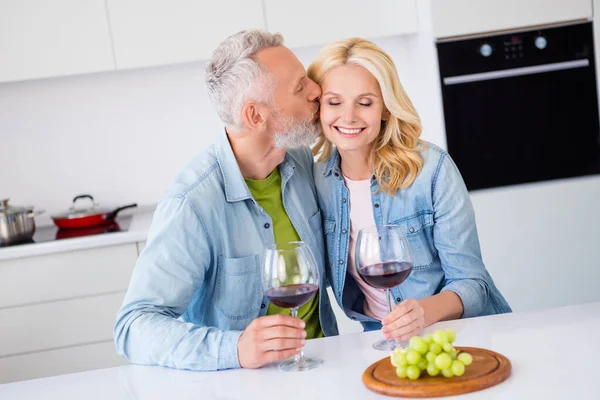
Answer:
top-left (0, 206), bottom-right (155, 261)
top-left (1, 301), bottom-right (598, 400)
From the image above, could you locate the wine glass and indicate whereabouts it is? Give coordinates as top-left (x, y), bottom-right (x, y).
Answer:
top-left (261, 241), bottom-right (323, 371)
top-left (355, 224), bottom-right (414, 351)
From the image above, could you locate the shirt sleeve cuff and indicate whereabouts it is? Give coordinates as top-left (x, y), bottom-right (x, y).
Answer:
top-left (441, 281), bottom-right (487, 319)
top-left (217, 330), bottom-right (243, 370)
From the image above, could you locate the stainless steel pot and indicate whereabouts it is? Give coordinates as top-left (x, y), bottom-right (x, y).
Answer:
top-left (0, 199), bottom-right (44, 246)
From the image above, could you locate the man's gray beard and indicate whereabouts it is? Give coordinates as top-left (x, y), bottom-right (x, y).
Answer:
top-left (272, 113), bottom-right (322, 149)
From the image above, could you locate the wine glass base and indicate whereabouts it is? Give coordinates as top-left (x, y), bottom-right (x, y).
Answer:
top-left (279, 357), bottom-right (323, 372)
top-left (372, 339), bottom-right (400, 351)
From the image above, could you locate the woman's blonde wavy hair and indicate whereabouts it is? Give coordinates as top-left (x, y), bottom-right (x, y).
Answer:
top-left (308, 38), bottom-right (423, 194)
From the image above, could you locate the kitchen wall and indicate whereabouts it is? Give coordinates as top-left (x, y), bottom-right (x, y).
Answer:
top-left (1, 0), bottom-right (598, 318)
top-left (0, 34), bottom-right (444, 228)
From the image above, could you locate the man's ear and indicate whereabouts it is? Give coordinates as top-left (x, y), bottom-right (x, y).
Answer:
top-left (241, 101), bottom-right (266, 129)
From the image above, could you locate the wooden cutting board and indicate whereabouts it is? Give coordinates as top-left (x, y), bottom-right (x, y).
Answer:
top-left (363, 347), bottom-right (511, 398)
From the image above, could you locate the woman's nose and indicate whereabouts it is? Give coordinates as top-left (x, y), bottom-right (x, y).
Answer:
top-left (342, 105), bottom-right (357, 124)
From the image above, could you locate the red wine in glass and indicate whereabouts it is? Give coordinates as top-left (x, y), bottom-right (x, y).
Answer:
top-left (265, 283), bottom-right (319, 309)
top-left (358, 261), bottom-right (413, 289)
top-left (355, 224), bottom-right (415, 351)
top-left (261, 241), bottom-right (323, 371)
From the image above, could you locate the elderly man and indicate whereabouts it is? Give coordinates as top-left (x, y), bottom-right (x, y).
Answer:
top-left (113, 30), bottom-right (337, 371)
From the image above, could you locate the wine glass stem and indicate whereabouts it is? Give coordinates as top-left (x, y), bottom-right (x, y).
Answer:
top-left (290, 307), bottom-right (304, 363)
top-left (384, 289), bottom-right (396, 346)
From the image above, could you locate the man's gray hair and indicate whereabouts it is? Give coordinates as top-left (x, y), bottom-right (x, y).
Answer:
top-left (205, 30), bottom-right (284, 128)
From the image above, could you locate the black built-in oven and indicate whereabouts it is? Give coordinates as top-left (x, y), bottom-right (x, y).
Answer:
top-left (437, 21), bottom-right (600, 190)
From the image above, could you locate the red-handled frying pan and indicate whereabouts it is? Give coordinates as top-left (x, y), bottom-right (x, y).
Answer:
top-left (51, 194), bottom-right (137, 230)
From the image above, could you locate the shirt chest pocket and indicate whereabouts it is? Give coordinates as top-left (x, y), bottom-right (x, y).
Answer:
top-left (391, 212), bottom-right (434, 269)
top-left (215, 254), bottom-right (262, 319)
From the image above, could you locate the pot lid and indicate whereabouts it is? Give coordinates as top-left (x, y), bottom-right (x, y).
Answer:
top-left (0, 199), bottom-right (34, 218)
top-left (51, 195), bottom-right (111, 220)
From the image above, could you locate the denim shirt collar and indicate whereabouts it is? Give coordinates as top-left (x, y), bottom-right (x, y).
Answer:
top-left (215, 129), bottom-right (296, 202)
top-left (323, 147), bottom-right (342, 178)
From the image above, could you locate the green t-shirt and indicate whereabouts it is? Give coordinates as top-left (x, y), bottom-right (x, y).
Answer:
top-left (245, 168), bottom-right (324, 340)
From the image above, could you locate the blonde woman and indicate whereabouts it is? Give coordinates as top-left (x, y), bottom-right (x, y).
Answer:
top-left (309, 38), bottom-right (511, 342)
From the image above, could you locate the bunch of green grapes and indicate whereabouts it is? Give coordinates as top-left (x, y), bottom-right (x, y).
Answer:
top-left (390, 329), bottom-right (473, 380)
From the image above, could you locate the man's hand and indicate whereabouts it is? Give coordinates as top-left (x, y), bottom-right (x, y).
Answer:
top-left (237, 315), bottom-right (306, 369)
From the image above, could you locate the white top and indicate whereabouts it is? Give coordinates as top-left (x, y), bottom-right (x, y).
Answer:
top-left (1, 302), bottom-right (599, 399)
top-left (344, 175), bottom-right (388, 320)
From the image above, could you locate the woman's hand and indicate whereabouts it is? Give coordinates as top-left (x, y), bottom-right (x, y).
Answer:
top-left (381, 298), bottom-right (425, 341)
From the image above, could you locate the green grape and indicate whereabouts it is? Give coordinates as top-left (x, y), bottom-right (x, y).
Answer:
top-left (396, 366), bottom-right (408, 379)
top-left (451, 350), bottom-right (459, 360)
top-left (422, 334), bottom-right (434, 344)
top-left (406, 350), bottom-right (422, 366)
top-left (442, 368), bottom-right (454, 378)
top-left (391, 350), bottom-right (408, 367)
top-left (435, 353), bottom-right (453, 370)
top-left (429, 343), bottom-right (442, 355)
top-left (443, 343), bottom-right (453, 353)
top-left (406, 365), bottom-right (421, 380)
top-left (426, 363), bottom-right (440, 376)
top-left (433, 330), bottom-right (448, 345)
top-left (458, 352), bottom-right (473, 366)
top-left (445, 328), bottom-right (456, 343)
top-left (409, 336), bottom-right (429, 355)
top-left (425, 351), bottom-right (437, 364)
top-left (417, 359), bottom-right (428, 371)
top-left (451, 360), bottom-right (465, 377)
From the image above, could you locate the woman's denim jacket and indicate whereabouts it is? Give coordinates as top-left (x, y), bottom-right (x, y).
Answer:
top-left (313, 141), bottom-right (512, 330)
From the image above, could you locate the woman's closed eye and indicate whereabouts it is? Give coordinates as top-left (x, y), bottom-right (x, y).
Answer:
top-left (326, 101), bottom-right (372, 107)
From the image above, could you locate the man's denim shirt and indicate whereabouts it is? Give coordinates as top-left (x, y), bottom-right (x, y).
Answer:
top-left (313, 142), bottom-right (511, 330)
top-left (114, 131), bottom-right (338, 371)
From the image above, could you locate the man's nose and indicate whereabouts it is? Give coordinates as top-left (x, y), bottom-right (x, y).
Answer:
top-left (306, 78), bottom-right (322, 102)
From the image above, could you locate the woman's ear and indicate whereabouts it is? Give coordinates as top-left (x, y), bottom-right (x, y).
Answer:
top-left (241, 101), bottom-right (266, 129)
top-left (382, 108), bottom-right (390, 121)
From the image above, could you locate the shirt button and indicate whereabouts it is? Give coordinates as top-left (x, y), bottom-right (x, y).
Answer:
top-left (337, 292), bottom-right (341, 297)
top-left (409, 227), bottom-right (415, 233)
top-left (264, 223), bottom-right (270, 229)
top-left (351, 316), bottom-right (357, 320)
top-left (374, 203), bottom-right (380, 208)
top-left (341, 198), bottom-right (347, 203)
top-left (342, 229), bottom-right (347, 234)
top-left (396, 297), bottom-right (401, 302)
top-left (334, 172), bottom-right (340, 177)
top-left (261, 303), bottom-right (266, 309)
top-left (339, 260), bottom-right (344, 265)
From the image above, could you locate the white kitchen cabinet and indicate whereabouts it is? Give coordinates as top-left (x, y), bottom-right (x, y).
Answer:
top-left (106, 0), bottom-right (266, 69)
top-left (0, 341), bottom-right (127, 385)
top-left (263, 0), bottom-right (419, 49)
top-left (0, 243), bottom-right (137, 383)
top-left (0, 244), bottom-right (137, 308)
top-left (0, 0), bottom-right (115, 83)
top-left (0, 292), bottom-right (125, 358)
top-left (431, 0), bottom-right (593, 39)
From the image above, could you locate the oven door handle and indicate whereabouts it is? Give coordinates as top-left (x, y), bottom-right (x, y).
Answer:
top-left (443, 59), bottom-right (590, 85)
